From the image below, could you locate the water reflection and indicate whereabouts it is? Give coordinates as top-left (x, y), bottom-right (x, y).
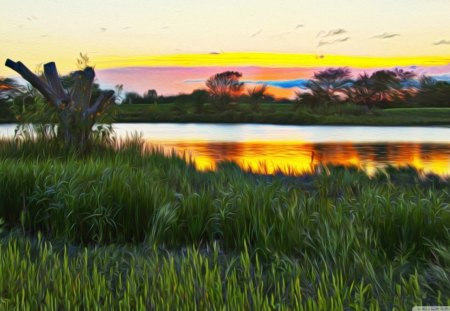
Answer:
top-left (1, 123), bottom-right (449, 176)
top-left (148, 141), bottom-right (450, 176)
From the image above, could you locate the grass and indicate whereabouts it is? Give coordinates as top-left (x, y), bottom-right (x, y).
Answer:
top-left (2, 102), bottom-right (450, 125)
top-left (112, 103), bottom-right (450, 126)
top-left (0, 136), bottom-right (449, 309)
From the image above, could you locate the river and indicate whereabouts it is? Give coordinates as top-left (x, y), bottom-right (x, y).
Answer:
top-left (1, 123), bottom-right (450, 176)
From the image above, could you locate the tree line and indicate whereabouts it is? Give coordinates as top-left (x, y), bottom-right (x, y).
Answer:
top-left (119, 68), bottom-right (450, 111)
top-left (1, 67), bottom-right (449, 112)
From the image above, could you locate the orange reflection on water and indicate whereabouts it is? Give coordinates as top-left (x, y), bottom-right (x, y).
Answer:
top-left (145, 141), bottom-right (450, 176)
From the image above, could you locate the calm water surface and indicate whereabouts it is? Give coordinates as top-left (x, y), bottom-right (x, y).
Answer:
top-left (1, 123), bottom-right (450, 176)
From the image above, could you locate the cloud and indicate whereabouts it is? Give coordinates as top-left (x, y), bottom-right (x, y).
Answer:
top-left (184, 79), bottom-right (205, 83)
top-left (372, 32), bottom-right (400, 39)
top-left (317, 37), bottom-right (350, 47)
top-left (317, 40), bottom-right (331, 47)
top-left (335, 37), bottom-right (350, 42)
top-left (432, 74), bottom-right (450, 81)
top-left (295, 24), bottom-right (304, 29)
top-left (317, 28), bottom-right (346, 38)
top-left (433, 40), bottom-right (450, 45)
top-left (184, 78), bottom-right (310, 89)
top-left (100, 27), bottom-right (107, 32)
top-left (245, 79), bottom-right (310, 89)
top-left (250, 29), bottom-right (262, 38)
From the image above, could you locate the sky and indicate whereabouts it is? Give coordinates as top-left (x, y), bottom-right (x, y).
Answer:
top-left (1, 0), bottom-right (449, 97)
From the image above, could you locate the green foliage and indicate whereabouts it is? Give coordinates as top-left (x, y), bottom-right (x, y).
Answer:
top-left (0, 136), bottom-right (449, 308)
top-left (409, 76), bottom-right (450, 108)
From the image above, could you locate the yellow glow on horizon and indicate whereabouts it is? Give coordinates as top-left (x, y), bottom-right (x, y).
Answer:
top-left (94, 53), bottom-right (450, 70)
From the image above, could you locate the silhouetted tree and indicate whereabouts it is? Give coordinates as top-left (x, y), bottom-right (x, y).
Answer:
top-left (348, 73), bottom-right (377, 110)
top-left (307, 67), bottom-right (351, 104)
top-left (349, 69), bottom-right (416, 110)
top-left (206, 71), bottom-right (244, 109)
top-left (409, 76), bottom-right (450, 107)
top-left (144, 89), bottom-right (158, 102)
top-left (247, 84), bottom-right (268, 111)
top-left (369, 70), bottom-right (402, 103)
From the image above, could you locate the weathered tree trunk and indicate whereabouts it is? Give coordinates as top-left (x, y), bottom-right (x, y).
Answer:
top-left (5, 59), bottom-right (114, 152)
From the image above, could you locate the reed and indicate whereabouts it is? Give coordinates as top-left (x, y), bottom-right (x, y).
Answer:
top-left (0, 136), bottom-right (449, 309)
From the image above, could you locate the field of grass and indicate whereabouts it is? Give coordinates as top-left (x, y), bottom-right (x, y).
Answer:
top-left (0, 136), bottom-right (449, 309)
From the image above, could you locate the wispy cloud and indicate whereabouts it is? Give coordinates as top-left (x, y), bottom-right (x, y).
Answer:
top-left (100, 27), bottom-right (107, 32)
top-left (317, 28), bottom-right (346, 38)
top-left (372, 32), bottom-right (400, 39)
top-left (185, 78), bottom-right (310, 89)
top-left (433, 40), bottom-right (450, 45)
top-left (250, 29), bottom-right (262, 38)
top-left (247, 79), bottom-right (310, 89)
top-left (317, 36), bottom-right (350, 47)
top-left (295, 24), bottom-right (304, 29)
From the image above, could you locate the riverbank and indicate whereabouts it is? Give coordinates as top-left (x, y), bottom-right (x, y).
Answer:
top-left (0, 137), bottom-right (449, 309)
top-left (113, 104), bottom-right (450, 126)
top-left (2, 103), bottom-right (450, 126)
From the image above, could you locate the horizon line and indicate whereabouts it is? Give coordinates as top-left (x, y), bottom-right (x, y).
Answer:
top-left (93, 52), bottom-right (450, 70)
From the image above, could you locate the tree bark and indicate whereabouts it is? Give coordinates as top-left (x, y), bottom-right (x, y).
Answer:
top-left (5, 59), bottom-right (114, 152)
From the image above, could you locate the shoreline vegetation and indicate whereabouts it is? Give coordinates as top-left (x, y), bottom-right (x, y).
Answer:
top-left (2, 64), bottom-right (450, 127)
top-left (3, 104), bottom-right (450, 126)
top-left (113, 104), bottom-right (450, 126)
top-left (1, 136), bottom-right (449, 309)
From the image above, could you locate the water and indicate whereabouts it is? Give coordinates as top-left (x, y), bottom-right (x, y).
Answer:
top-left (1, 123), bottom-right (450, 176)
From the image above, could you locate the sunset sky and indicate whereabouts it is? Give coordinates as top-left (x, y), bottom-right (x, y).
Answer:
top-left (1, 0), bottom-right (449, 97)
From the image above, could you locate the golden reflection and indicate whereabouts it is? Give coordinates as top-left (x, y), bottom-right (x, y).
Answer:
top-left (144, 141), bottom-right (450, 177)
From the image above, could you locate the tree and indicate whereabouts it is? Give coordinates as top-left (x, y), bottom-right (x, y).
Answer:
top-left (144, 89), bottom-right (158, 102)
top-left (409, 75), bottom-right (450, 107)
top-left (348, 73), bottom-right (377, 110)
top-left (307, 67), bottom-right (351, 104)
top-left (206, 71), bottom-right (244, 109)
top-left (349, 69), bottom-right (416, 110)
top-left (191, 89), bottom-right (209, 113)
top-left (368, 70), bottom-right (402, 103)
top-left (124, 92), bottom-right (142, 104)
top-left (5, 58), bottom-right (115, 152)
top-left (247, 84), bottom-right (268, 112)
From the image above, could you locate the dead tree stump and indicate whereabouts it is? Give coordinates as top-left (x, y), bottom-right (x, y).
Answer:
top-left (5, 59), bottom-right (114, 151)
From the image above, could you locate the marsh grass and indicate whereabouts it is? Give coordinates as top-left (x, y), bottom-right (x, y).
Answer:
top-left (0, 136), bottom-right (449, 309)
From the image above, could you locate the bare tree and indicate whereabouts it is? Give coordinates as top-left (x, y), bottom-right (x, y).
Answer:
top-left (5, 58), bottom-right (115, 152)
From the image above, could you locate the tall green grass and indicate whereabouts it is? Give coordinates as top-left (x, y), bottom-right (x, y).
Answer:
top-left (0, 136), bottom-right (449, 309)
top-left (1, 229), bottom-right (449, 309)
